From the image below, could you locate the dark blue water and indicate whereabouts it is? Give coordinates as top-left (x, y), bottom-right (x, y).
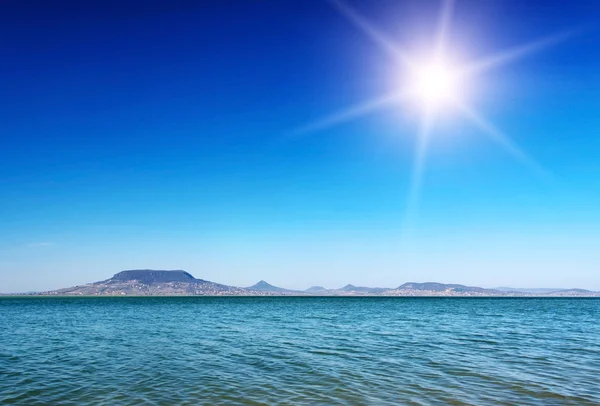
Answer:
top-left (1, 297), bottom-right (599, 405)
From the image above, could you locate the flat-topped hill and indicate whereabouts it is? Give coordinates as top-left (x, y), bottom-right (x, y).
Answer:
top-left (43, 269), bottom-right (255, 296)
top-left (112, 270), bottom-right (197, 284)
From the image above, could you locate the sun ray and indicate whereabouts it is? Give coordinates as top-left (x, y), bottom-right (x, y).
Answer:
top-left (402, 108), bottom-right (436, 232)
top-left (454, 101), bottom-right (552, 180)
top-left (294, 0), bottom-right (565, 233)
top-left (328, 0), bottom-right (415, 70)
top-left (458, 29), bottom-right (579, 77)
top-left (435, 0), bottom-right (455, 58)
top-left (292, 92), bottom-right (408, 136)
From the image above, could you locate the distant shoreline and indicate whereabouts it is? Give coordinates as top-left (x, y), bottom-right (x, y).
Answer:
top-left (2, 294), bottom-right (599, 298)
top-left (19, 270), bottom-right (598, 298)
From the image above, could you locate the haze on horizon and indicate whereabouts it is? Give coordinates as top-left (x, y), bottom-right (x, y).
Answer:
top-left (1, 0), bottom-right (600, 293)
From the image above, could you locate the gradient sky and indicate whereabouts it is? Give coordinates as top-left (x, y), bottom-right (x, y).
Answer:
top-left (1, 0), bottom-right (600, 292)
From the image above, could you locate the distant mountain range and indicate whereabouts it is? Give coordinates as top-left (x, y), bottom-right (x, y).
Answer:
top-left (397, 282), bottom-right (497, 294)
top-left (246, 282), bottom-right (390, 294)
top-left (10, 269), bottom-right (599, 297)
top-left (495, 287), bottom-right (595, 295)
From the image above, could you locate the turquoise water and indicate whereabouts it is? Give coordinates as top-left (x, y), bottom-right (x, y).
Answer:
top-left (1, 297), bottom-right (599, 405)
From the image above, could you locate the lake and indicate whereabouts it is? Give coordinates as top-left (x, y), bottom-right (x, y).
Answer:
top-left (1, 297), bottom-right (599, 404)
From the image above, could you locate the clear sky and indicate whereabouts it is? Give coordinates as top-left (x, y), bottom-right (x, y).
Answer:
top-left (1, 0), bottom-right (600, 292)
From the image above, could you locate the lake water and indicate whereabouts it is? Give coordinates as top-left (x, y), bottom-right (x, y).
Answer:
top-left (1, 297), bottom-right (599, 405)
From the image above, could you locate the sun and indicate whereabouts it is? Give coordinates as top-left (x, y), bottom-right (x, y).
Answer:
top-left (412, 59), bottom-right (459, 109)
top-left (296, 0), bottom-right (571, 225)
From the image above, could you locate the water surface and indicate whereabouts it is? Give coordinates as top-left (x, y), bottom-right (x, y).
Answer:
top-left (1, 297), bottom-right (599, 405)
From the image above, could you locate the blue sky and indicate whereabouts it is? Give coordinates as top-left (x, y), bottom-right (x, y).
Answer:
top-left (1, 0), bottom-right (600, 292)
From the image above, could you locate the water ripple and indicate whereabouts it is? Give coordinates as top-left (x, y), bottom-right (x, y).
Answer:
top-left (1, 297), bottom-right (599, 405)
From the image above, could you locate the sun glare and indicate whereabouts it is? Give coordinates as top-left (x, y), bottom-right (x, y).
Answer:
top-left (412, 60), bottom-right (459, 108)
top-left (298, 0), bottom-right (572, 227)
